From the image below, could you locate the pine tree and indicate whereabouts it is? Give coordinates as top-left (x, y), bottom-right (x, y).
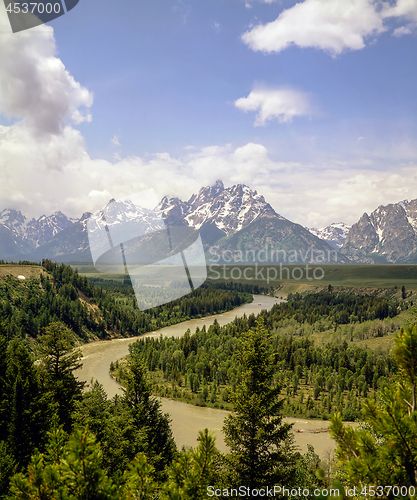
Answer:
top-left (223, 318), bottom-right (298, 491)
top-left (330, 315), bottom-right (417, 487)
top-left (9, 421), bottom-right (118, 499)
top-left (122, 348), bottom-right (177, 478)
top-left (161, 429), bottom-right (217, 500)
top-left (6, 339), bottom-right (53, 466)
top-left (73, 380), bottom-right (142, 477)
top-left (37, 322), bottom-right (84, 431)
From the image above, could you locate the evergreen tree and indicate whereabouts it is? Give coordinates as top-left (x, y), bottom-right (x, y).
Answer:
top-left (37, 322), bottom-right (84, 432)
top-left (9, 421), bottom-right (119, 499)
top-left (73, 380), bottom-right (144, 477)
top-left (6, 339), bottom-right (53, 466)
top-left (8, 423), bottom-right (217, 500)
top-left (223, 318), bottom-right (298, 492)
top-left (161, 429), bottom-right (217, 500)
top-left (330, 315), bottom-right (417, 488)
top-left (122, 350), bottom-right (177, 478)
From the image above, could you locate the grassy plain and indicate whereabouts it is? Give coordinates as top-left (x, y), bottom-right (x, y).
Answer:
top-left (75, 264), bottom-right (417, 290)
top-left (207, 264), bottom-right (417, 291)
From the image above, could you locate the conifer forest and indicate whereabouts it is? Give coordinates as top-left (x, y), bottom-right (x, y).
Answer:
top-left (1, 261), bottom-right (417, 499)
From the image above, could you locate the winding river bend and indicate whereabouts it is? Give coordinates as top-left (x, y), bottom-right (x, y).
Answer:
top-left (76, 296), bottom-right (341, 459)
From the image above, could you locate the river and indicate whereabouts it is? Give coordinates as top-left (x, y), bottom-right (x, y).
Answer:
top-left (76, 295), bottom-right (343, 460)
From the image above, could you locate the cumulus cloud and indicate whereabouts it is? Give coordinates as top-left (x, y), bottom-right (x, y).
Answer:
top-left (0, 12), bottom-right (92, 136)
top-left (242, 0), bottom-right (417, 56)
top-left (382, 0), bottom-right (417, 22)
top-left (234, 87), bottom-right (312, 125)
top-left (392, 24), bottom-right (414, 36)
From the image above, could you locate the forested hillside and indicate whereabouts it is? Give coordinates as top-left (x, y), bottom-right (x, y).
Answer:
top-left (0, 261), bottom-right (253, 342)
top-left (2, 265), bottom-right (417, 497)
top-left (113, 291), bottom-right (410, 421)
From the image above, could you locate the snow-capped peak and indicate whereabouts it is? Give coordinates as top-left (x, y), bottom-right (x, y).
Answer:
top-left (0, 209), bottom-right (28, 238)
top-left (308, 222), bottom-right (351, 249)
top-left (183, 181), bottom-right (281, 234)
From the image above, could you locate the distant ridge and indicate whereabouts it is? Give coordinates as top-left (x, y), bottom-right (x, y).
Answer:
top-left (7, 183), bottom-right (417, 264)
top-left (340, 199), bottom-right (417, 263)
top-left (307, 223), bottom-right (351, 249)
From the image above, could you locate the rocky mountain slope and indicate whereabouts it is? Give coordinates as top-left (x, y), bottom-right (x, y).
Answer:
top-left (183, 181), bottom-right (281, 235)
top-left (340, 199), bottom-right (417, 263)
top-left (308, 223), bottom-right (351, 249)
top-left (158, 181), bottom-right (337, 263)
top-left (0, 209), bottom-right (74, 251)
top-left (211, 216), bottom-right (339, 264)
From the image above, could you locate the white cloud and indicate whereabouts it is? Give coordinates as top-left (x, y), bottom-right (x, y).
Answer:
top-left (242, 0), bottom-right (417, 56)
top-left (0, 14), bottom-right (92, 136)
top-left (111, 135), bottom-right (121, 146)
top-left (382, 0), bottom-right (417, 22)
top-left (392, 24), bottom-right (414, 36)
top-left (234, 87), bottom-right (312, 125)
top-left (0, 4), bottom-right (416, 229)
top-left (384, 0), bottom-right (417, 36)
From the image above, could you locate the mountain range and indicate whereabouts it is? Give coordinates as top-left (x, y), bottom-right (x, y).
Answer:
top-left (340, 199), bottom-right (417, 264)
top-left (1, 181), bottom-right (417, 265)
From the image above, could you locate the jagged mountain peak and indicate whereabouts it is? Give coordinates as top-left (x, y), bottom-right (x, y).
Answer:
top-left (0, 208), bottom-right (28, 237)
top-left (25, 212), bottom-right (74, 249)
top-left (80, 212), bottom-right (93, 222)
top-left (158, 196), bottom-right (190, 225)
top-left (0, 181), bottom-right (344, 263)
top-left (0, 208), bottom-right (26, 220)
top-left (183, 181), bottom-right (282, 235)
top-left (308, 222), bottom-right (351, 249)
top-left (187, 179), bottom-right (224, 209)
top-left (340, 198), bottom-right (417, 263)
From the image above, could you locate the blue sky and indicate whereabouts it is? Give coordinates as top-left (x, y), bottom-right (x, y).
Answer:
top-left (0, 0), bottom-right (416, 227)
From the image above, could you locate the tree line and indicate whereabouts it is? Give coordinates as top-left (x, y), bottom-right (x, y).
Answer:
top-left (270, 291), bottom-right (400, 325)
top-left (0, 261), bottom-right (253, 342)
top-left (113, 292), bottom-right (401, 420)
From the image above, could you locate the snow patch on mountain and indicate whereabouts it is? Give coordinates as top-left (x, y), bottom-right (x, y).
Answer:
top-left (183, 182), bottom-right (283, 235)
top-left (307, 222), bottom-right (351, 249)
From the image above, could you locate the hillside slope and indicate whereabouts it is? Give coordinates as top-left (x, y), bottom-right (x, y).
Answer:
top-left (0, 263), bottom-right (253, 343)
